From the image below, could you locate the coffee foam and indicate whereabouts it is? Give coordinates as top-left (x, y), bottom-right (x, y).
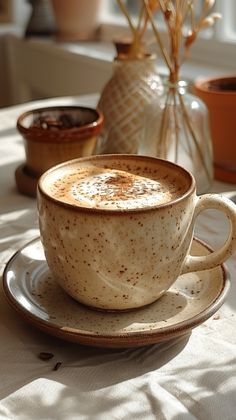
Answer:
top-left (46, 163), bottom-right (186, 210)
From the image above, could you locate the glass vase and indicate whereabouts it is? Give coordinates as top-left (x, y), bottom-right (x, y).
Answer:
top-left (96, 54), bottom-right (162, 154)
top-left (138, 80), bottom-right (213, 194)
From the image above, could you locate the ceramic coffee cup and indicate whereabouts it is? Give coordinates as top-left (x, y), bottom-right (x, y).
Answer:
top-left (37, 154), bottom-right (236, 311)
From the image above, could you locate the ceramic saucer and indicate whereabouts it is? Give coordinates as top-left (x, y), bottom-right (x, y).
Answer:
top-left (3, 237), bottom-right (230, 348)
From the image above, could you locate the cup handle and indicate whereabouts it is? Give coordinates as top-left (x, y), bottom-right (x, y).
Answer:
top-left (181, 194), bottom-right (236, 274)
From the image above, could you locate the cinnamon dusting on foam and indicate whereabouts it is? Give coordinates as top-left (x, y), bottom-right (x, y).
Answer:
top-left (48, 165), bottom-right (182, 210)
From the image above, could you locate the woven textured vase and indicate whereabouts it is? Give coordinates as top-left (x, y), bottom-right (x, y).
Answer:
top-left (97, 55), bottom-right (162, 154)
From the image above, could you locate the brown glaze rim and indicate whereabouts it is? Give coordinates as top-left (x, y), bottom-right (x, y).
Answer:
top-left (17, 106), bottom-right (104, 143)
top-left (37, 154), bottom-right (196, 215)
top-left (114, 53), bottom-right (157, 62)
top-left (2, 237), bottom-right (230, 348)
top-left (195, 75), bottom-right (236, 96)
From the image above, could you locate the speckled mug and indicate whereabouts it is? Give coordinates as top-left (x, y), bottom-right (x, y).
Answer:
top-left (37, 155), bottom-right (236, 311)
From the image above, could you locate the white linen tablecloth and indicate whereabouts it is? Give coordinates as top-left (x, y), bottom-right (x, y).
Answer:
top-left (0, 95), bottom-right (236, 420)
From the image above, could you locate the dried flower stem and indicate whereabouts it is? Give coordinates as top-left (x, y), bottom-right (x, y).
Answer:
top-left (142, 0), bottom-right (219, 182)
top-left (177, 90), bottom-right (212, 181)
top-left (116, 0), bottom-right (160, 58)
top-left (157, 88), bottom-right (171, 154)
top-left (143, 0), bottom-right (173, 72)
top-left (136, 3), bottom-right (146, 38)
top-left (173, 91), bottom-right (179, 162)
top-left (116, 0), bottom-right (137, 39)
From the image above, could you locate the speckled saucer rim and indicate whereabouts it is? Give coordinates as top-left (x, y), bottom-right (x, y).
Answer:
top-left (2, 237), bottom-right (230, 347)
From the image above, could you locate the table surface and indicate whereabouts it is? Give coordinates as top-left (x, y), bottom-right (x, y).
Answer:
top-left (0, 95), bottom-right (236, 420)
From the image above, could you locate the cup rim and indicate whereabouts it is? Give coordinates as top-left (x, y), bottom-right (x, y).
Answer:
top-left (17, 105), bottom-right (104, 142)
top-left (37, 154), bottom-right (196, 214)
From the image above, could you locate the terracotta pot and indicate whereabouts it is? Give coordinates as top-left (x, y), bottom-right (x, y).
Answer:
top-left (15, 105), bottom-right (104, 197)
top-left (51, 0), bottom-right (103, 41)
top-left (194, 76), bottom-right (236, 183)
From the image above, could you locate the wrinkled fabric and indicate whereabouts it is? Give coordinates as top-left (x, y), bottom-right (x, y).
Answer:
top-left (0, 96), bottom-right (236, 420)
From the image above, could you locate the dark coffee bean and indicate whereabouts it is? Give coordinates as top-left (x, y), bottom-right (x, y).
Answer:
top-left (53, 362), bottom-right (62, 371)
top-left (38, 352), bottom-right (54, 361)
top-left (60, 114), bottom-right (74, 128)
top-left (30, 113), bottom-right (83, 130)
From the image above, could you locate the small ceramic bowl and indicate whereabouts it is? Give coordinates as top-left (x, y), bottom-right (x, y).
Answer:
top-left (17, 105), bottom-right (104, 176)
